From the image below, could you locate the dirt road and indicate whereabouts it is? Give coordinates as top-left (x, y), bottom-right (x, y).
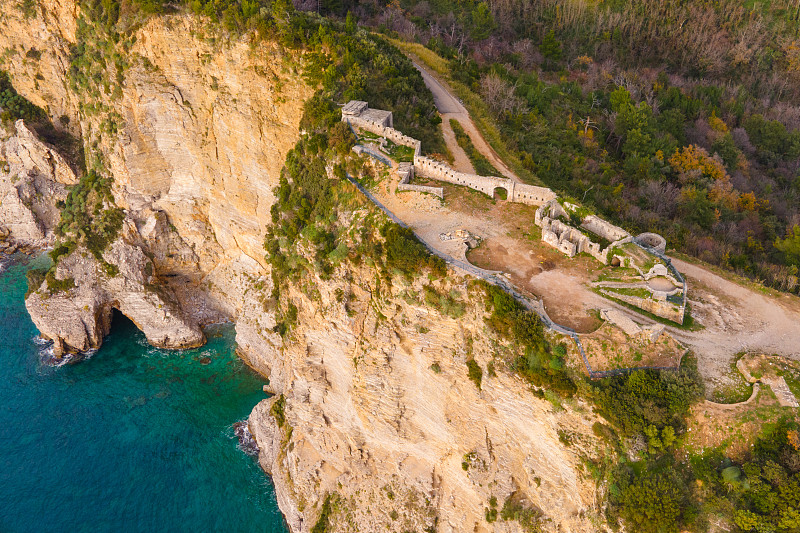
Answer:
top-left (666, 258), bottom-right (800, 380)
top-left (411, 60), bottom-right (521, 182)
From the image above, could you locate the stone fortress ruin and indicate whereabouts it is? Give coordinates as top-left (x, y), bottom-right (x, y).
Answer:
top-left (341, 101), bottom-right (687, 325)
top-left (534, 199), bottom-right (631, 265)
top-left (342, 101), bottom-right (556, 206)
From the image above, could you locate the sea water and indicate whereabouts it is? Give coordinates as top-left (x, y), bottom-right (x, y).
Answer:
top-left (0, 256), bottom-right (288, 532)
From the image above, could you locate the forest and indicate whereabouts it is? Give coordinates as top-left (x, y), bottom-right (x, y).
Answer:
top-left (341, 0), bottom-right (800, 295)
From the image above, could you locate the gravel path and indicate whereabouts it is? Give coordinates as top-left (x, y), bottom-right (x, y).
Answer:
top-left (411, 60), bottom-right (521, 183)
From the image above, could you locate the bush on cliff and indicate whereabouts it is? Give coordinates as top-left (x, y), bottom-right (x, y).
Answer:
top-left (0, 71), bottom-right (45, 125)
top-left (478, 281), bottom-right (577, 397)
top-left (592, 354), bottom-right (704, 441)
top-left (56, 169), bottom-right (124, 263)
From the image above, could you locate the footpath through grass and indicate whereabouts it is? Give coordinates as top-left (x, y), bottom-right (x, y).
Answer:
top-left (449, 119), bottom-right (500, 176)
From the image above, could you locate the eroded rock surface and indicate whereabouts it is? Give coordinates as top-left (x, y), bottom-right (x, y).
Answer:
top-left (241, 263), bottom-right (603, 533)
top-left (0, 120), bottom-right (75, 249)
top-left (26, 231), bottom-right (204, 355)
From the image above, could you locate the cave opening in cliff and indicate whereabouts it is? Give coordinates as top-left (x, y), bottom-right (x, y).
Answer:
top-left (109, 308), bottom-right (139, 339)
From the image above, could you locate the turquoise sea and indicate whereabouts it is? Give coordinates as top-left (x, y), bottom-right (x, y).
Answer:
top-left (0, 255), bottom-right (288, 532)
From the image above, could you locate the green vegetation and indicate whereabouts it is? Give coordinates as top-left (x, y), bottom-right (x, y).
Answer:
top-left (0, 70), bottom-right (45, 124)
top-left (0, 70), bottom-right (83, 166)
top-left (609, 456), bottom-right (691, 533)
top-left (384, 140), bottom-right (415, 163)
top-left (55, 169), bottom-right (124, 263)
top-left (601, 286), bottom-right (652, 300)
top-left (465, 358), bottom-right (482, 389)
top-left (311, 493), bottom-right (337, 533)
top-left (608, 420), bottom-right (800, 533)
top-left (499, 493), bottom-right (543, 532)
top-left (367, 0), bottom-right (800, 296)
top-left (592, 356), bottom-right (704, 443)
top-left (25, 268), bottom-right (47, 297)
top-left (449, 118), bottom-right (500, 176)
top-left (422, 285), bottom-right (465, 318)
top-left (710, 357), bottom-right (754, 404)
top-left (479, 281), bottom-right (576, 397)
top-left (270, 394), bottom-right (286, 428)
top-left (260, 12), bottom-right (447, 311)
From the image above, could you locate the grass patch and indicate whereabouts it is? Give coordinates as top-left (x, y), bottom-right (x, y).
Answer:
top-left (449, 119), bottom-right (500, 176)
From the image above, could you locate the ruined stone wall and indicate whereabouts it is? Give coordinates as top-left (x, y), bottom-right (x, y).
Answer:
top-left (396, 161), bottom-right (444, 198)
top-left (413, 155), bottom-right (512, 196)
top-left (397, 182), bottom-right (444, 198)
top-left (342, 102), bottom-right (557, 206)
top-left (599, 289), bottom-right (685, 324)
top-left (581, 215), bottom-right (629, 242)
top-left (344, 116), bottom-right (422, 156)
top-left (513, 183), bottom-right (557, 205)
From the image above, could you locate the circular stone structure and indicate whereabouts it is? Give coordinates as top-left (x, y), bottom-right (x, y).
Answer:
top-left (647, 276), bottom-right (677, 292)
top-left (635, 232), bottom-right (667, 254)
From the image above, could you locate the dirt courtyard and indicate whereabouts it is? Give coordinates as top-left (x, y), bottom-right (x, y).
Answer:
top-left (368, 167), bottom-right (800, 388)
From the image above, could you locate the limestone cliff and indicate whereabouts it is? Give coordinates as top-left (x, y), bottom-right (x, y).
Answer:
top-left (26, 229), bottom-right (205, 354)
top-left (0, 0), bottom-right (312, 323)
top-left (0, 119), bottom-right (75, 251)
top-left (238, 260), bottom-right (604, 533)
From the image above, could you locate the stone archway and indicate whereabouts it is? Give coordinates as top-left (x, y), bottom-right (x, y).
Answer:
top-left (493, 186), bottom-right (508, 201)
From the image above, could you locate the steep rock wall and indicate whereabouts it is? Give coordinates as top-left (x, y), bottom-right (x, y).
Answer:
top-left (0, 0), bottom-right (313, 321)
top-left (238, 261), bottom-right (604, 533)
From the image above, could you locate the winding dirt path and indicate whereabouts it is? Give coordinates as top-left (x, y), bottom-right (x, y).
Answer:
top-left (411, 59), bottom-right (520, 182)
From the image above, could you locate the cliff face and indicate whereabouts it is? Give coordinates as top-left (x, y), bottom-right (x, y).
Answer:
top-left (0, 120), bottom-right (75, 250)
top-left (239, 262), bottom-right (604, 533)
top-left (25, 221), bottom-right (205, 354)
top-left (0, 3), bottom-right (605, 531)
top-left (1, 0), bottom-right (311, 323)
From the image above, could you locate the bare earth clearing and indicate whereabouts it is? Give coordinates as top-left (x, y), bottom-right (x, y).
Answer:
top-left (377, 58), bottom-right (800, 390)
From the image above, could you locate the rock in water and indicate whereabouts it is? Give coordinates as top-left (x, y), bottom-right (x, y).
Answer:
top-left (233, 421), bottom-right (259, 456)
top-left (25, 238), bottom-right (205, 355)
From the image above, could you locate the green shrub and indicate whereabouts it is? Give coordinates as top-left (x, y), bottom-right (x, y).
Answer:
top-left (25, 267), bottom-right (47, 297)
top-left (592, 355), bottom-right (704, 440)
top-left (466, 358), bottom-right (482, 389)
top-left (0, 70), bottom-right (45, 124)
top-left (609, 457), bottom-right (691, 533)
top-left (270, 394), bottom-right (286, 428)
top-left (311, 493), bottom-right (336, 533)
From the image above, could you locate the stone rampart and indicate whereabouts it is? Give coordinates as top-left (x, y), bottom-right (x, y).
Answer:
top-left (396, 161), bottom-right (443, 198)
top-left (513, 183), bottom-right (557, 205)
top-left (599, 289), bottom-right (685, 324)
top-left (413, 155), bottom-right (514, 198)
top-left (344, 116), bottom-right (422, 156)
top-left (581, 215), bottom-right (629, 242)
top-left (343, 101), bottom-right (555, 206)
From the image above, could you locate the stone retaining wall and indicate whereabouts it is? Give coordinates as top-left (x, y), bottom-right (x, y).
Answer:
top-left (342, 101), bottom-right (556, 206)
top-left (581, 215), bottom-right (629, 242)
top-left (413, 155), bottom-right (555, 205)
top-left (599, 289), bottom-right (685, 324)
top-left (344, 115), bottom-right (422, 157)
